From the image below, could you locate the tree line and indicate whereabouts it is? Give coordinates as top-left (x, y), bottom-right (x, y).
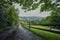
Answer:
top-left (0, 0), bottom-right (60, 29)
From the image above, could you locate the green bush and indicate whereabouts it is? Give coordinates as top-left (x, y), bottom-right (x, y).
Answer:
top-left (0, 4), bottom-right (19, 29)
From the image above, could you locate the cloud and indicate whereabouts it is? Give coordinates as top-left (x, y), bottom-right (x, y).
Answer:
top-left (15, 4), bottom-right (51, 17)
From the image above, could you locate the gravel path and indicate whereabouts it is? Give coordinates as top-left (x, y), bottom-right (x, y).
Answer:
top-left (10, 25), bottom-right (44, 40)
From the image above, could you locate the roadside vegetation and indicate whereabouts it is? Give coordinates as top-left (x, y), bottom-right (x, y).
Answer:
top-left (0, 0), bottom-right (60, 40)
top-left (20, 17), bottom-right (60, 40)
top-left (0, 3), bottom-right (19, 31)
top-left (21, 23), bottom-right (60, 40)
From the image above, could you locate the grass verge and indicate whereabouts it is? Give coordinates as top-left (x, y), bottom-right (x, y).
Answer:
top-left (23, 25), bottom-right (60, 40)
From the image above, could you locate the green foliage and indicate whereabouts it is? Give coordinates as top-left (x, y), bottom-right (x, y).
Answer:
top-left (9, 6), bottom-right (19, 25)
top-left (23, 25), bottom-right (60, 40)
top-left (0, 0), bottom-right (60, 29)
top-left (31, 28), bottom-right (60, 40)
top-left (41, 16), bottom-right (60, 24)
top-left (0, 0), bottom-right (60, 11)
top-left (0, 4), bottom-right (19, 29)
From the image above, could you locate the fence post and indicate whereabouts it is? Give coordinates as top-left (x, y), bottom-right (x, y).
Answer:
top-left (29, 21), bottom-right (30, 30)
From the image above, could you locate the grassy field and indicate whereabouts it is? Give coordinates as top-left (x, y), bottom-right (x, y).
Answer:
top-left (30, 28), bottom-right (60, 40)
top-left (23, 24), bottom-right (60, 32)
top-left (22, 24), bottom-right (60, 40)
top-left (20, 22), bottom-right (60, 32)
top-left (31, 25), bottom-right (60, 32)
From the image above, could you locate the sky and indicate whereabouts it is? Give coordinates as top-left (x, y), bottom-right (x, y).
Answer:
top-left (15, 4), bottom-right (51, 17)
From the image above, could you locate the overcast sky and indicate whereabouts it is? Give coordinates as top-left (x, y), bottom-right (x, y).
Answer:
top-left (15, 4), bottom-right (51, 17)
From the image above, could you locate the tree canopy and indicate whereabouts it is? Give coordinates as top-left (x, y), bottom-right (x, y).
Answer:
top-left (0, 2), bottom-right (19, 28)
top-left (0, 0), bottom-right (60, 28)
top-left (0, 0), bottom-right (60, 10)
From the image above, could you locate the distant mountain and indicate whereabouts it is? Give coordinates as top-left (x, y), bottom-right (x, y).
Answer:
top-left (19, 16), bottom-right (44, 21)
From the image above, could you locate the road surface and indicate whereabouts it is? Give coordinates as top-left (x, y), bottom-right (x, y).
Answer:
top-left (9, 25), bottom-right (44, 40)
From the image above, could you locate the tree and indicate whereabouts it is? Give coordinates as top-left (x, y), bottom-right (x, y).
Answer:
top-left (0, 3), bottom-right (19, 29)
top-left (17, 0), bottom-right (60, 25)
top-left (0, 0), bottom-right (60, 29)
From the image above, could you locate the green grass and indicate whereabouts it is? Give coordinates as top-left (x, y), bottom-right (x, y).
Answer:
top-left (27, 25), bottom-right (60, 32)
top-left (23, 25), bottom-right (60, 40)
top-left (21, 21), bottom-right (60, 31)
top-left (21, 22), bottom-right (60, 32)
top-left (30, 28), bottom-right (60, 40)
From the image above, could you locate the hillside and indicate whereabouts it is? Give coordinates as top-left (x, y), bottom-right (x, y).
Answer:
top-left (19, 16), bottom-right (44, 21)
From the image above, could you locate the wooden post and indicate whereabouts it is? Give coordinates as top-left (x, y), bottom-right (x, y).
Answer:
top-left (29, 21), bottom-right (30, 30)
